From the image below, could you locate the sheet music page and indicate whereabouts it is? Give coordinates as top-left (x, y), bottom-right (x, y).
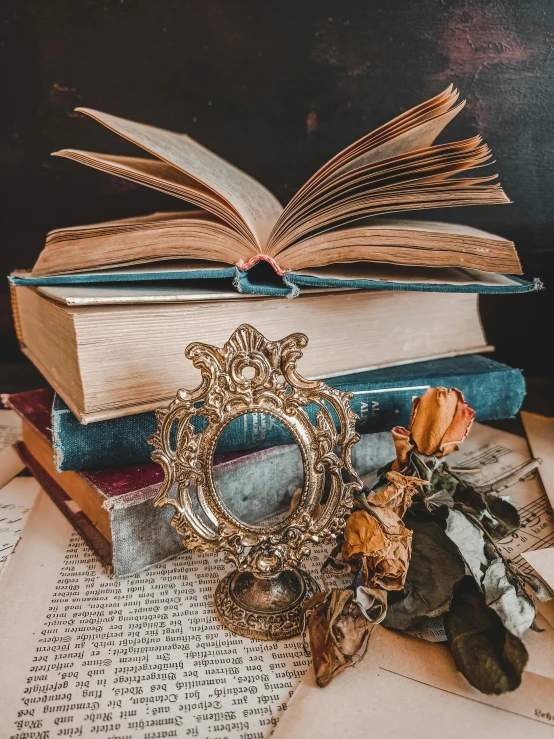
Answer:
top-left (0, 491), bottom-right (328, 738)
top-left (0, 477), bottom-right (40, 575)
top-left (447, 423), bottom-right (554, 567)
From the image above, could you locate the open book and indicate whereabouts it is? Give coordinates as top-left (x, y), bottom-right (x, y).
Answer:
top-left (25, 86), bottom-right (530, 296)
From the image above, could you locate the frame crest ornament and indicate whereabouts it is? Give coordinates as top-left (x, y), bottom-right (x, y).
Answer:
top-left (150, 324), bottom-right (362, 640)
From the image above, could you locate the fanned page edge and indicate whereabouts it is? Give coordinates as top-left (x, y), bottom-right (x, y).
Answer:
top-left (50, 151), bottom-right (259, 251)
top-left (273, 219), bottom-right (522, 275)
top-left (31, 211), bottom-right (251, 278)
top-left (263, 87), bottom-right (515, 274)
top-left (266, 85), bottom-right (463, 248)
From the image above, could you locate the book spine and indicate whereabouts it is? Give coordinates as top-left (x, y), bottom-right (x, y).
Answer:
top-left (53, 366), bottom-right (525, 471)
top-left (9, 283), bottom-right (25, 347)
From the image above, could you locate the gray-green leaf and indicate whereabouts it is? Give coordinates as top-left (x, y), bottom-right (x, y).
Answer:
top-left (483, 559), bottom-right (535, 637)
top-left (444, 509), bottom-right (488, 584)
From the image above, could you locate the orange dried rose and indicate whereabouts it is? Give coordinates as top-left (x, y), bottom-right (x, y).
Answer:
top-left (409, 387), bottom-right (475, 456)
top-left (370, 470), bottom-right (426, 518)
top-left (341, 508), bottom-right (412, 591)
top-left (393, 387), bottom-right (475, 465)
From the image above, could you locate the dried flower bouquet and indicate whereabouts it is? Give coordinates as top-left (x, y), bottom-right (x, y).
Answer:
top-left (304, 388), bottom-right (552, 692)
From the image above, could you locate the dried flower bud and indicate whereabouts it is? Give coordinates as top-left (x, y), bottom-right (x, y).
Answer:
top-left (392, 388), bottom-right (475, 466)
top-left (304, 587), bottom-right (386, 687)
top-left (341, 509), bottom-right (413, 591)
top-left (370, 470), bottom-right (426, 518)
top-left (409, 387), bottom-right (475, 457)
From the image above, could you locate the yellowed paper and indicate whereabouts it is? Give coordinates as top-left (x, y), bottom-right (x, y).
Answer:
top-left (272, 624), bottom-right (554, 739)
top-left (0, 408), bottom-right (24, 488)
top-left (524, 548), bottom-right (554, 591)
top-left (0, 477), bottom-right (40, 574)
top-left (0, 491), bottom-right (329, 737)
top-left (521, 411), bottom-right (554, 511)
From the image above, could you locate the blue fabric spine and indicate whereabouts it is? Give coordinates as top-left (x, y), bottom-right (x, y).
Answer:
top-left (9, 266), bottom-right (538, 295)
top-left (52, 354), bottom-right (525, 471)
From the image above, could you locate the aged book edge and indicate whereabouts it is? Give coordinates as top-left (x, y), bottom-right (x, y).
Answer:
top-left (15, 441), bottom-right (114, 571)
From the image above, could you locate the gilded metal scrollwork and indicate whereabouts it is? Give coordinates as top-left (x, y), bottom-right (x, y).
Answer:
top-left (150, 324), bottom-right (362, 640)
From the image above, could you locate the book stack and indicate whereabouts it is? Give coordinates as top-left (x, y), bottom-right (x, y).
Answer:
top-left (7, 87), bottom-right (532, 576)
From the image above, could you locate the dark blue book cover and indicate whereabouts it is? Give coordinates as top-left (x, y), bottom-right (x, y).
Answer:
top-left (51, 354), bottom-right (525, 471)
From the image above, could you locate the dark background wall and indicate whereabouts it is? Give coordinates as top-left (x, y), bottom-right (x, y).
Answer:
top-left (1, 0), bottom-right (553, 380)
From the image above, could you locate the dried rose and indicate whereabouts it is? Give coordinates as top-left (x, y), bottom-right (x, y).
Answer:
top-left (409, 387), bottom-right (475, 457)
top-left (304, 587), bottom-right (386, 687)
top-left (370, 470), bottom-right (426, 518)
top-left (341, 508), bottom-right (413, 591)
top-left (393, 388), bottom-right (475, 467)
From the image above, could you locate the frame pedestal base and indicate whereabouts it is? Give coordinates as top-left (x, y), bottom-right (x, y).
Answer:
top-left (214, 569), bottom-right (320, 640)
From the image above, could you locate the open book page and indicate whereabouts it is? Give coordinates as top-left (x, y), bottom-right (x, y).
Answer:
top-left (71, 108), bottom-right (283, 249)
top-left (275, 218), bottom-right (520, 274)
top-left (267, 87), bottom-right (481, 250)
top-left (0, 491), bottom-right (332, 738)
top-left (266, 87), bottom-right (509, 257)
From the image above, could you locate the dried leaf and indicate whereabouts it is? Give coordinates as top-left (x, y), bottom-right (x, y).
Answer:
top-left (483, 493), bottom-right (520, 539)
top-left (521, 572), bottom-right (554, 602)
top-left (452, 482), bottom-right (520, 540)
top-left (342, 509), bottom-right (413, 591)
top-left (408, 387), bottom-right (475, 457)
top-left (384, 517), bottom-right (466, 630)
top-left (423, 489), bottom-right (455, 513)
top-left (445, 577), bottom-right (528, 694)
top-left (369, 471), bottom-right (426, 518)
top-left (444, 509), bottom-right (489, 584)
top-left (483, 559), bottom-right (536, 637)
top-left (304, 588), bottom-right (376, 687)
top-left (355, 586), bottom-right (388, 623)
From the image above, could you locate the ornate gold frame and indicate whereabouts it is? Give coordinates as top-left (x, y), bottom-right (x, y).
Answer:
top-left (150, 324), bottom-right (362, 640)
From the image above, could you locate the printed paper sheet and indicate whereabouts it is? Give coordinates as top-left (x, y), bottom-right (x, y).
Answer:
top-left (0, 492), bottom-right (326, 738)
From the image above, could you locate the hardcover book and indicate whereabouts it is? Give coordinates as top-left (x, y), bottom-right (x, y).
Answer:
top-left (49, 354), bottom-right (525, 471)
top-left (11, 86), bottom-right (534, 297)
top-left (6, 389), bottom-right (395, 576)
top-left (10, 282), bottom-right (492, 422)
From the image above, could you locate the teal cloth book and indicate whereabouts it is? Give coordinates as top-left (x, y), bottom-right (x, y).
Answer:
top-left (51, 355), bottom-right (525, 471)
top-left (11, 86), bottom-right (537, 297)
